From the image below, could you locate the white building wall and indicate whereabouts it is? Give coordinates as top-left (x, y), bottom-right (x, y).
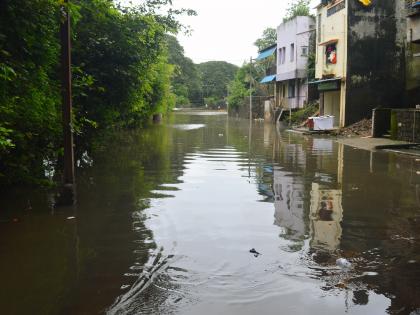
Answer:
top-left (276, 16), bottom-right (315, 109)
top-left (277, 16), bottom-right (315, 81)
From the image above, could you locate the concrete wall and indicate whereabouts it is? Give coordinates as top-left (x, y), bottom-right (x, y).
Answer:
top-left (406, 9), bottom-right (420, 106)
top-left (345, 0), bottom-right (406, 125)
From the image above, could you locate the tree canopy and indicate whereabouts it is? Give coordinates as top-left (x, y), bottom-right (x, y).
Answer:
top-left (254, 28), bottom-right (277, 51)
top-left (197, 61), bottom-right (238, 107)
top-left (166, 35), bottom-right (202, 106)
top-left (0, 0), bottom-right (193, 184)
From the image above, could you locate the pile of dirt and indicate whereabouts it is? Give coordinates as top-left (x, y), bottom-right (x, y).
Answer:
top-left (336, 119), bottom-right (372, 137)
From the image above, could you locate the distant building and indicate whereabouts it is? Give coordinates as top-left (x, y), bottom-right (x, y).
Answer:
top-left (312, 0), bottom-right (411, 127)
top-left (275, 16), bottom-right (316, 110)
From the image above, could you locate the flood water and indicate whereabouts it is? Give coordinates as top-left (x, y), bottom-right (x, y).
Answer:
top-left (1, 111), bottom-right (420, 315)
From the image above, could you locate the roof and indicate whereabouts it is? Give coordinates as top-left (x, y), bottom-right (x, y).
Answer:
top-left (260, 75), bottom-right (277, 84)
top-left (256, 45), bottom-right (277, 61)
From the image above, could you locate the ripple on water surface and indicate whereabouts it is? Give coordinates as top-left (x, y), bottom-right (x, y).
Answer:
top-left (106, 136), bottom-right (401, 315)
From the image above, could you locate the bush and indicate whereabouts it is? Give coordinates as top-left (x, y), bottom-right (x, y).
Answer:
top-left (288, 103), bottom-right (319, 125)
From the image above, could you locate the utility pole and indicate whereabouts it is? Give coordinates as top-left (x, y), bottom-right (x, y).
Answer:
top-left (59, 0), bottom-right (76, 205)
top-left (249, 57), bottom-right (253, 121)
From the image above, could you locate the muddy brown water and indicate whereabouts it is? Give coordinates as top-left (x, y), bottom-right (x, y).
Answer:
top-left (1, 111), bottom-right (420, 315)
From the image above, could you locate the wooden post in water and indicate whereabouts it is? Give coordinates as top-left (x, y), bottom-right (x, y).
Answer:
top-left (59, 0), bottom-right (76, 205)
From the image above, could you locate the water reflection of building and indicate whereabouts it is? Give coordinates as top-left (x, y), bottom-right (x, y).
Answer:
top-left (273, 167), bottom-right (306, 239)
top-left (310, 183), bottom-right (343, 251)
top-left (309, 183), bottom-right (343, 254)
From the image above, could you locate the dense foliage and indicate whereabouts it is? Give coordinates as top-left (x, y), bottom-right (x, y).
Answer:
top-left (0, 0), bottom-right (192, 185)
top-left (166, 35), bottom-right (202, 106)
top-left (197, 61), bottom-right (238, 107)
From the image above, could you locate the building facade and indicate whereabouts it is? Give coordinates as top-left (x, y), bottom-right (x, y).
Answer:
top-left (314, 0), bottom-right (415, 128)
top-left (406, 1), bottom-right (420, 104)
top-left (275, 16), bottom-right (316, 110)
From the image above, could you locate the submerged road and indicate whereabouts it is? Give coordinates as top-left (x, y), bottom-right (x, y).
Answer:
top-left (1, 111), bottom-right (420, 314)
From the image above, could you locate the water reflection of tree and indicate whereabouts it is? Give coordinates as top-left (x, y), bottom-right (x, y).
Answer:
top-left (57, 123), bottom-right (187, 314)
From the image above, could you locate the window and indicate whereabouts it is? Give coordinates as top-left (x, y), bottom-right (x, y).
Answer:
top-left (278, 48), bottom-right (282, 66)
top-left (288, 80), bottom-right (295, 98)
top-left (282, 47), bottom-right (286, 64)
top-left (301, 46), bottom-right (308, 56)
top-left (290, 44), bottom-right (295, 62)
top-left (326, 43), bottom-right (337, 64)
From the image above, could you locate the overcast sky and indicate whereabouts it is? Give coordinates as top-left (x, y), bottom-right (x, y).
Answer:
top-left (127, 0), bottom-right (318, 66)
top-left (172, 0), bottom-right (319, 66)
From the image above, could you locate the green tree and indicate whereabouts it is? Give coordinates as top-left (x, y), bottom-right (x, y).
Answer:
top-left (197, 61), bottom-right (238, 107)
top-left (166, 35), bottom-right (202, 106)
top-left (0, 0), bottom-right (62, 182)
top-left (0, 0), bottom-right (192, 185)
top-left (254, 28), bottom-right (277, 51)
top-left (283, 0), bottom-right (312, 22)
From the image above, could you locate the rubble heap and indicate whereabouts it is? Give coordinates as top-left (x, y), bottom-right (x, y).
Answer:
top-left (336, 119), bottom-right (372, 137)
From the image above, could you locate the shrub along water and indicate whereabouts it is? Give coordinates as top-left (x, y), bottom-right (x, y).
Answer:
top-left (0, 0), bottom-right (192, 185)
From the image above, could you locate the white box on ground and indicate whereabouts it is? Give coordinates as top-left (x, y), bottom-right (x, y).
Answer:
top-left (311, 116), bottom-right (334, 131)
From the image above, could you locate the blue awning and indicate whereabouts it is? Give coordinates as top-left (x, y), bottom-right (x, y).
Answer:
top-left (413, 1), bottom-right (420, 8)
top-left (256, 46), bottom-right (276, 61)
top-left (260, 74), bottom-right (276, 84)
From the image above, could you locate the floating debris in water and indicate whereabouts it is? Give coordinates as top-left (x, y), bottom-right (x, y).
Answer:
top-left (408, 260), bottom-right (417, 264)
top-left (362, 271), bottom-right (379, 276)
top-left (218, 133), bottom-right (224, 137)
top-left (249, 248), bottom-right (261, 257)
top-left (336, 258), bottom-right (351, 269)
top-left (67, 216), bottom-right (76, 220)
